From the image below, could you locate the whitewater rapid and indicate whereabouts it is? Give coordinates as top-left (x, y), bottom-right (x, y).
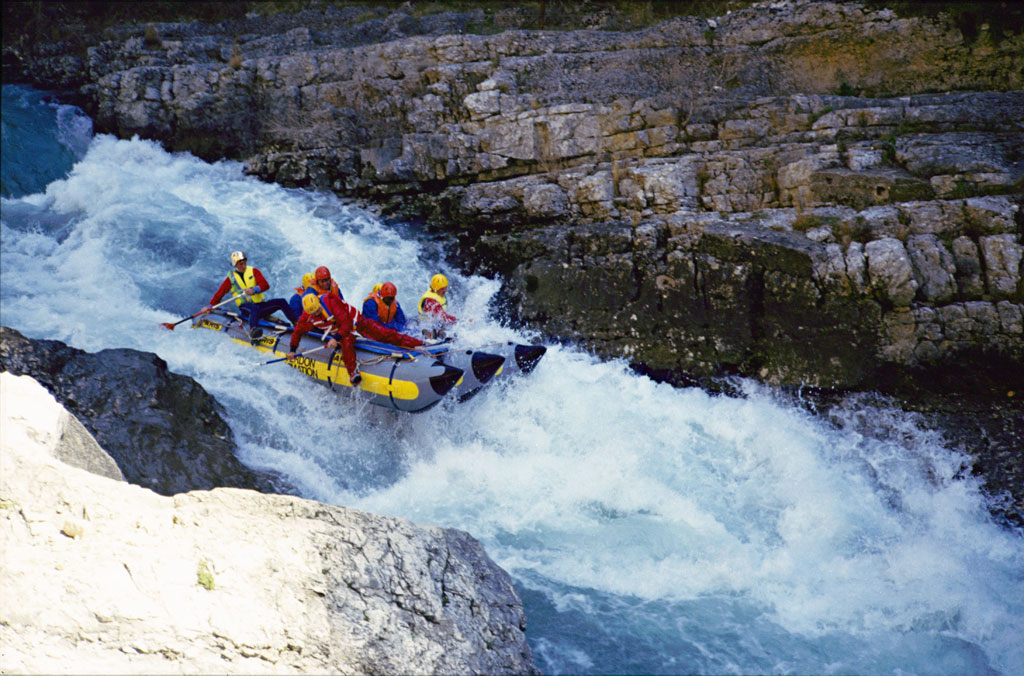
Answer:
top-left (2, 85), bottom-right (1022, 675)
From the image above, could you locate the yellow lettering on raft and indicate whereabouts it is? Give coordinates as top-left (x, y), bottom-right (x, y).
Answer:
top-left (200, 319), bottom-right (222, 330)
top-left (232, 337), bottom-right (275, 354)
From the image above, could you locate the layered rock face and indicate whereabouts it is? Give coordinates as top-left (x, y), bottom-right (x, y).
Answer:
top-left (1, 372), bottom-right (536, 674)
top-left (0, 326), bottom-right (286, 496)
top-left (5, 0), bottom-right (1020, 392)
top-left (452, 83), bottom-right (1023, 389)
top-left (475, 187), bottom-right (1022, 389)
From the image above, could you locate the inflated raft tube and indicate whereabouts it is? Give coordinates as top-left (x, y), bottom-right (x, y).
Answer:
top-left (354, 339), bottom-right (505, 402)
top-left (416, 339), bottom-right (547, 399)
top-left (192, 311), bottom-right (462, 413)
top-left (508, 342), bottom-right (547, 375)
top-left (426, 346), bottom-right (505, 402)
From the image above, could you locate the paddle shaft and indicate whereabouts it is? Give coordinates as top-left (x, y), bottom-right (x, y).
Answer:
top-left (161, 294), bottom-right (243, 330)
top-left (260, 343), bottom-right (330, 366)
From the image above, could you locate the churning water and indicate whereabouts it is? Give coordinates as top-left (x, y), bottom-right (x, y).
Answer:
top-left (2, 85), bottom-right (1022, 675)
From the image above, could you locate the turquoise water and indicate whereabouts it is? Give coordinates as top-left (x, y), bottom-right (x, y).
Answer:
top-left (2, 84), bottom-right (1022, 675)
top-left (1, 85), bottom-right (92, 198)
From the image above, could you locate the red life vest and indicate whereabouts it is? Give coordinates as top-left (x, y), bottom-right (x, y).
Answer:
top-left (308, 309), bottom-right (334, 333)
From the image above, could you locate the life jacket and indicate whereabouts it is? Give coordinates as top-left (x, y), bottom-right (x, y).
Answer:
top-left (418, 290), bottom-right (447, 320)
top-left (229, 266), bottom-right (265, 305)
top-left (320, 292), bottom-right (358, 326)
top-left (364, 290), bottom-right (398, 325)
top-left (307, 303), bottom-right (335, 335)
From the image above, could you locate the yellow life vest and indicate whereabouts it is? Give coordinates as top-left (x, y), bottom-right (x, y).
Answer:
top-left (229, 266), bottom-right (265, 305)
top-left (418, 290), bottom-right (447, 320)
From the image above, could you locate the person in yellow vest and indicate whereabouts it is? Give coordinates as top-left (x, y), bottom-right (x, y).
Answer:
top-left (362, 281), bottom-right (409, 332)
top-left (201, 251), bottom-right (297, 338)
top-left (288, 272), bottom-right (318, 320)
top-left (418, 273), bottom-right (459, 338)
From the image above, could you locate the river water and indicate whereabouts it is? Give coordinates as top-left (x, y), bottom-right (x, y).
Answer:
top-left (2, 84), bottom-right (1022, 675)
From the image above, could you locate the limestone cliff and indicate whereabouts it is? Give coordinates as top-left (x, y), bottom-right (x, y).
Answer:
top-left (0, 372), bottom-right (537, 674)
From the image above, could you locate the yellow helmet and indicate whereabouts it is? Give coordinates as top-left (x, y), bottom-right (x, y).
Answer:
top-left (302, 294), bottom-right (323, 315)
top-left (430, 274), bottom-right (448, 292)
top-left (301, 272), bottom-right (316, 289)
top-left (229, 250), bottom-right (247, 265)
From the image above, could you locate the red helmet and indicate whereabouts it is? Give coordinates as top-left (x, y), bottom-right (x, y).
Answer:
top-left (315, 266), bottom-right (331, 283)
top-left (379, 282), bottom-right (397, 299)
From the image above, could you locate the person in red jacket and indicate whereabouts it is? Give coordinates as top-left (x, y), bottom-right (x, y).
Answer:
top-left (286, 293), bottom-right (423, 386)
top-left (202, 251), bottom-right (298, 337)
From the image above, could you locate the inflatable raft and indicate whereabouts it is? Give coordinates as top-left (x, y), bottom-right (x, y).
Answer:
top-left (419, 339), bottom-right (547, 401)
top-left (191, 310), bottom-right (545, 412)
top-left (192, 310), bottom-right (461, 412)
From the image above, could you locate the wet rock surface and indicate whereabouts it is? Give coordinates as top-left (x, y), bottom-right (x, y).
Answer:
top-left (0, 326), bottom-right (287, 497)
top-left (913, 395), bottom-right (1024, 529)
top-left (472, 198), bottom-right (1022, 392)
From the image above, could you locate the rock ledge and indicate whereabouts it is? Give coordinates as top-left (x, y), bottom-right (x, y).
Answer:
top-left (1, 372), bottom-right (537, 675)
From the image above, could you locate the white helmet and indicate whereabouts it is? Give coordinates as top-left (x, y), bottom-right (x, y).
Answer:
top-left (229, 251), bottom-right (247, 265)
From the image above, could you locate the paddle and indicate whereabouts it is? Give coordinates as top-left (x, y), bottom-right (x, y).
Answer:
top-left (160, 295), bottom-right (242, 331)
top-left (259, 343), bottom-right (331, 366)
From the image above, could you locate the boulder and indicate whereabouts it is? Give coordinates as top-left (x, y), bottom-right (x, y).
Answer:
top-left (0, 326), bottom-right (285, 497)
top-left (1, 372), bottom-right (123, 483)
top-left (0, 372), bottom-right (537, 675)
top-left (979, 234), bottom-right (1024, 299)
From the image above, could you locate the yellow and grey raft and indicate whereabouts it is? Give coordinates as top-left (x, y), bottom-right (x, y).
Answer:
top-left (191, 310), bottom-right (545, 412)
top-left (193, 310), bottom-right (461, 412)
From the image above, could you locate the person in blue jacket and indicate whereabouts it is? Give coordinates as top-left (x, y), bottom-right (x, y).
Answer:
top-left (362, 281), bottom-right (409, 332)
top-left (287, 272), bottom-right (318, 322)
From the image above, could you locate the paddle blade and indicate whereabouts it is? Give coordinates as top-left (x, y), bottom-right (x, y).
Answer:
top-left (160, 322), bottom-right (177, 330)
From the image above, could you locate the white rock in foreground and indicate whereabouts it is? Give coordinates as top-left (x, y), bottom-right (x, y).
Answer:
top-left (0, 373), bottom-right (535, 675)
